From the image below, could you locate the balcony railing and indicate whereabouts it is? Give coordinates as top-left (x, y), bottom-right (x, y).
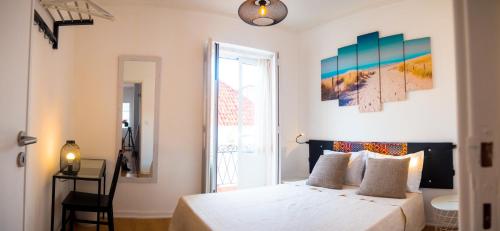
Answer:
top-left (217, 145), bottom-right (239, 188)
top-left (216, 145), bottom-right (256, 192)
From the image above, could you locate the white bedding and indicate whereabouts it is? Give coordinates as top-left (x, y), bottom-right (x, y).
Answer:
top-left (170, 181), bottom-right (425, 231)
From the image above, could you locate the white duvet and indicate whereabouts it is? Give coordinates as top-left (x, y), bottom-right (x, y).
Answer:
top-left (170, 181), bottom-right (425, 231)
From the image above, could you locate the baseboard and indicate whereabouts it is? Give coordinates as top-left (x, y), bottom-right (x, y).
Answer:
top-left (114, 210), bottom-right (173, 218)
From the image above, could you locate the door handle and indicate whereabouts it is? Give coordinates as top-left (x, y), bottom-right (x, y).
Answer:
top-left (18, 131), bottom-right (37, 146)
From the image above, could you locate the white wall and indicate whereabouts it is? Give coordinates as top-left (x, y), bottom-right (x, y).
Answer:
top-left (71, 4), bottom-right (299, 217)
top-left (25, 15), bottom-right (76, 231)
top-left (296, 0), bottom-right (458, 225)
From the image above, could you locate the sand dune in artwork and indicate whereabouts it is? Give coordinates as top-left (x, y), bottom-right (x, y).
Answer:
top-left (400, 54), bottom-right (433, 91)
top-left (357, 68), bottom-right (381, 112)
top-left (337, 71), bottom-right (358, 106)
top-left (380, 64), bottom-right (406, 102)
top-left (321, 77), bottom-right (338, 101)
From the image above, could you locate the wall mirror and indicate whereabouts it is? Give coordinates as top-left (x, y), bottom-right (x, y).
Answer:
top-left (117, 56), bottom-right (161, 182)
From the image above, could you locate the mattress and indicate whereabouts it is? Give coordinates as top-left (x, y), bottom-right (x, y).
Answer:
top-left (169, 181), bottom-right (425, 231)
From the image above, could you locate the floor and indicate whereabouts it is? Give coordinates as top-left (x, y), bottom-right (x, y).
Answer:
top-left (217, 184), bottom-right (237, 192)
top-left (120, 149), bottom-right (152, 178)
top-left (120, 149), bottom-right (140, 177)
top-left (75, 218), bottom-right (170, 231)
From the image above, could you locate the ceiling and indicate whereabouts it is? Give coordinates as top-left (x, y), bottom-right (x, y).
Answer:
top-left (98, 0), bottom-right (402, 31)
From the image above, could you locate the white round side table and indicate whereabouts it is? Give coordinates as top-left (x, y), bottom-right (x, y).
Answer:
top-left (431, 194), bottom-right (459, 231)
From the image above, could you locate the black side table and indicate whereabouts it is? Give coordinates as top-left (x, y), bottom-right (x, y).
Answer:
top-left (50, 159), bottom-right (106, 231)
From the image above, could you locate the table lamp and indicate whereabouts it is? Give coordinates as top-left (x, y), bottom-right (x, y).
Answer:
top-left (60, 140), bottom-right (81, 175)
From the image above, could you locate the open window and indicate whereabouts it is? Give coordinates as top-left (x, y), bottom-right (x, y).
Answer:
top-left (203, 41), bottom-right (279, 193)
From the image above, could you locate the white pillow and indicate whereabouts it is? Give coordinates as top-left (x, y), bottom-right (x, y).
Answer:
top-left (323, 150), bottom-right (345, 155)
top-left (323, 150), bottom-right (366, 186)
top-left (365, 150), bottom-right (424, 193)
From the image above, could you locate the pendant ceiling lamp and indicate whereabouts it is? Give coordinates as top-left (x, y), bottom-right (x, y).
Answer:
top-left (238, 0), bottom-right (288, 26)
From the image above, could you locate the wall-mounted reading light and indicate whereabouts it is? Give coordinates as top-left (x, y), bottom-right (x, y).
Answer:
top-left (296, 133), bottom-right (308, 144)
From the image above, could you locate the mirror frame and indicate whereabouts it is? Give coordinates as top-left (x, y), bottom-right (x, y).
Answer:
top-left (117, 55), bottom-right (161, 183)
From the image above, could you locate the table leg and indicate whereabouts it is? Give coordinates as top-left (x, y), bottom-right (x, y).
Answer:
top-left (103, 168), bottom-right (106, 219)
top-left (97, 179), bottom-right (101, 231)
top-left (51, 176), bottom-right (56, 231)
top-left (69, 210), bottom-right (75, 231)
top-left (103, 165), bottom-right (106, 195)
top-left (73, 179), bottom-right (76, 191)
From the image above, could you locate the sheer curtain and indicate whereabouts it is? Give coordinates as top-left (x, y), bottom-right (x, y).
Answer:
top-left (232, 56), bottom-right (277, 189)
top-left (254, 59), bottom-right (277, 186)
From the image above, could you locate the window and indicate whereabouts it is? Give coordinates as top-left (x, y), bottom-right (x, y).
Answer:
top-left (122, 102), bottom-right (131, 128)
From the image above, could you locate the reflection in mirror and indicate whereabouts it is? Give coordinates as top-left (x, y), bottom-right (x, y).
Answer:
top-left (118, 56), bottom-right (160, 181)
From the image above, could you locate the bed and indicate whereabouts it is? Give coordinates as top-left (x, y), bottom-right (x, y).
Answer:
top-left (169, 181), bottom-right (425, 231)
top-left (170, 140), bottom-right (455, 231)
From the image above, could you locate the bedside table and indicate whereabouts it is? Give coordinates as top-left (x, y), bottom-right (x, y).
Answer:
top-left (431, 194), bottom-right (458, 231)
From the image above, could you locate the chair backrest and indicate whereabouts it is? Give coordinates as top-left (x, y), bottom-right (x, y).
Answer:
top-left (108, 150), bottom-right (124, 205)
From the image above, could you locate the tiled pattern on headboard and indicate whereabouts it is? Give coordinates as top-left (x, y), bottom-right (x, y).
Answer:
top-left (333, 141), bottom-right (408, 156)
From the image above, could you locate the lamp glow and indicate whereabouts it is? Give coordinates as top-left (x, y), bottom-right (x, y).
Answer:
top-left (60, 140), bottom-right (80, 174)
top-left (259, 5), bottom-right (267, 17)
top-left (409, 156), bottom-right (418, 168)
top-left (66, 152), bottom-right (75, 164)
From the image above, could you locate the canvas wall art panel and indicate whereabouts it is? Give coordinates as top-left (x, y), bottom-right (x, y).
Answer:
top-left (380, 34), bottom-right (406, 102)
top-left (321, 56), bottom-right (339, 101)
top-left (357, 32), bottom-right (382, 112)
top-left (338, 44), bottom-right (358, 106)
top-left (404, 37), bottom-right (433, 91)
top-left (320, 32), bottom-right (433, 113)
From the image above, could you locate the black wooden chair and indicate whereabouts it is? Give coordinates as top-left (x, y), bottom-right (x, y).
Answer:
top-left (61, 151), bottom-right (124, 231)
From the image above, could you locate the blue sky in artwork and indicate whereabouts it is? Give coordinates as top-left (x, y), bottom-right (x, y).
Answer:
top-left (321, 56), bottom-right (338, 79)
top-left (379, 34), bottom-right (404, 66)
top-left (322, 34), bottom-right (430, 77)
top-left (338, 44), bottom-right (357, 75)
top-left (357, 32), bottom-right (379, 71)
top-left (405, 37), bottom-right (431, 60)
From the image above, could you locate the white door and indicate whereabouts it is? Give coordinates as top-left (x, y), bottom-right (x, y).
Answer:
top-left (455, 0), bottom-right (500, 230)
top-left (0, 0), bottom-right (33, 230)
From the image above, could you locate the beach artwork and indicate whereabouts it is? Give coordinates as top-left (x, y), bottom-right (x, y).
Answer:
top-left (338, 44), bottom-right (358, 106)
top-left (320, 32), bottom-right (433, 113)
top-left (357, 32), bottom-right (382, 112)
top-left (404, 37), bottom-right (433, 91)
top-left (321, 56), bottom-right (339, 101)
top-left (380, 34), bottom-right (406, 102)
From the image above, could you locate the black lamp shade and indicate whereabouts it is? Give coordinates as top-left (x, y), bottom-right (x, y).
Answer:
top-left (238, 0), bottom-right (288, 26)
top-left (60, 140), bottom-right (81, 175)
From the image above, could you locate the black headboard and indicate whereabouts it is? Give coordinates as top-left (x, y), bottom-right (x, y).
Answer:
top-left (307, 140), bottom-right (456, 189)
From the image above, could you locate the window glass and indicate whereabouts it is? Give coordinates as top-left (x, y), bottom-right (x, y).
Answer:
top-left (122, 102), bottom-right (131, 128)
